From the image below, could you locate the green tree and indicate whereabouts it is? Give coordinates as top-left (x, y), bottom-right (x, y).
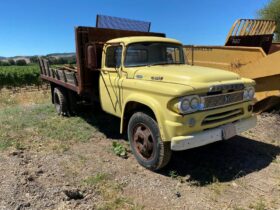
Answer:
top-left (1, 61), bottom-right (11, 66)
top-left (8, 59), bottom-right (15, 65)
top-left (30, 56), bottom-right (39, 63)
top-left (47, 57), bottom-right (58, 65)
top-left (258, 0), bottom-right (280, 40)
top-left (67, 56), bottom-right (76, 64)
top-left (56, 57), bottom-right (67, 65)
top-left (16, 59), bottom-right (27, 66)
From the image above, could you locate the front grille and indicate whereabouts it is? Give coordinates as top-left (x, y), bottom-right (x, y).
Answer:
top-left (202, 91), bottom-right (243, 110)
top-left (202, 108), bottom-right (243, 126)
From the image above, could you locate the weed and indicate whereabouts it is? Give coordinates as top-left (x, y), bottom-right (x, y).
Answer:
top-left (232, 206), bottom-right (245, 210)
top-left (112, 141), bottom-right (127, 158)
top-left (52, 143), bottom-right (70, 152)
top-left (97, 197), bottom-right (144, 210)
top-left (249, 200), bottom-right (266, 210)
top-left (14, 141), bottom-right (25, 150)
top-left (272, 157), bottom-right (280, 164)
top-left (169, 170), bottom-right (179, 179)
top-left (83, 173), bottom-right (109, 186)
top-left (77, 154), bottom-right (87, 164)
top-left (0, 139), bottom-right (13, 150)
top-left (212, 175), bottom-right (220, 183)
top-left (209, 177), bottom-right (227, 196)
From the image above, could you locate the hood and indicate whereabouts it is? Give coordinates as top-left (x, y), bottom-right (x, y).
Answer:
top-left (133, 64), bottom-right (241, 87)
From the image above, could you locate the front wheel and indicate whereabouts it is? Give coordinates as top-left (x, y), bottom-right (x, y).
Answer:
top-left (128, 112), bottom-right (172, 171)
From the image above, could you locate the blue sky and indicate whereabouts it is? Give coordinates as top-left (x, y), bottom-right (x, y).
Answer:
top-left (0, 0), bottom-right (269, 57)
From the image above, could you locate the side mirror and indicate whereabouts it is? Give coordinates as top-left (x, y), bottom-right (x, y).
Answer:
top-left (86, 44), bottom-right (97, 70)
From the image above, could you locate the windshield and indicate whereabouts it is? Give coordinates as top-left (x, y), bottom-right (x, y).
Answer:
top-left (124, 42), bottom-right (185, 67)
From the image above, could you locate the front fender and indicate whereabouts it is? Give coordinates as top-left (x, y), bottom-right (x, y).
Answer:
top-left (120, 94), bottom-right (167, 140)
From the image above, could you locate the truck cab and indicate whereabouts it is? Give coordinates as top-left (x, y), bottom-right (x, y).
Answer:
top-left (39, 27), bottom-right (256, 171)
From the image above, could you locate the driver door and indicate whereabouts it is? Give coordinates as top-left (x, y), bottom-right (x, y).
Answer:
top-left (99, 44), bottom-right (123, 116)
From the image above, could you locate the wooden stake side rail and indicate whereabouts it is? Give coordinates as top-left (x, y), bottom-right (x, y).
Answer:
top-left (41, 74), bottom-right (78, 92)
top-left (39, 57), bottom-right (79, 93)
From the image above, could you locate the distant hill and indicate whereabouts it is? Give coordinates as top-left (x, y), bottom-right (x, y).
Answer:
top-left (46, 53), bottom-right (75, 57)
top-left (0, 53), bottom-right (76, 63)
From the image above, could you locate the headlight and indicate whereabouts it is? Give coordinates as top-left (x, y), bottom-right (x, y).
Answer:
top-left (243, 89), bottom-right (249, 99)
top-left (178, 95), bottom-right (201, 114)
top-left (248, 88), bottom-right (255, 98)
top-left (181, 99), bottom-right (190, 111)
top-left (243, 86), bottom-right (255, 100)
top-left (190, 97), bottom-right (199, 109)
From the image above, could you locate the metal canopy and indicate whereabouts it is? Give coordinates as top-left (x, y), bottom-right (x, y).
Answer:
top-left (96, 14), bottom-right (151, 32)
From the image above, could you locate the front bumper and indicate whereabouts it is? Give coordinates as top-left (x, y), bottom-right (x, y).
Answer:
top-left (170, 116), bottom-right (257, 151)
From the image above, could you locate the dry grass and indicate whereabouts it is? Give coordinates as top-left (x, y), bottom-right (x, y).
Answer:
top-left (0, 88), bottom-right (50, 109)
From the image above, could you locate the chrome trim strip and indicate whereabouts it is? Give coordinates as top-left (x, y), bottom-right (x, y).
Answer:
top-left (209, 83), bottom-right (245, 93)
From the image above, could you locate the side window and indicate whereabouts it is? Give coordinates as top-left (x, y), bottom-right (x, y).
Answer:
top-left (106, 45), bottom-right (122, 68)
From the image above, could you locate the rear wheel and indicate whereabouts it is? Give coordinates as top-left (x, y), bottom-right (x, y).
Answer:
top-left (128, 112), bottom-right (171, 171)
top-left (68, 90), bottom-right (78, 116)
top-left (53, 87), bottom-right (69, 116)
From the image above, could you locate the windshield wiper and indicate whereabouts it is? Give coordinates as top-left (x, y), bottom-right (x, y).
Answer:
top-left (148, 62), bottom-right (172, 66)
top-left (148, 61), bottom-right (185, 66)
top-left (125, 64), bottom-right (148, 67)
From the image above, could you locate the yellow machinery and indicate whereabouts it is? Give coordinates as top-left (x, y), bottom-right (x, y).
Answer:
top-left (184, 19), bottom-right (280, 111)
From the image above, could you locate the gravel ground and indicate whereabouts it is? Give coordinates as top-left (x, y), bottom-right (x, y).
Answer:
top-left (0, 91), bottom-right (279, 210)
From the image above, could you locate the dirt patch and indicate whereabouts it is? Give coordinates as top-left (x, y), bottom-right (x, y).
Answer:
top-left (0, 90), bottom-right (279, 210)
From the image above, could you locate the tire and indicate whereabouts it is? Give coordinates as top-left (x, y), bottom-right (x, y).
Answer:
top-left (128, 112), bottom-right (172, 171)
top-left (53, 87), bottom-right (69, 116)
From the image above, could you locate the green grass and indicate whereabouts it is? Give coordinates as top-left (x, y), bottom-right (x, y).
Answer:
top-left (0, 64), bottom-right (41, 87)
top-left (0, 103), bottom-right (97, 150)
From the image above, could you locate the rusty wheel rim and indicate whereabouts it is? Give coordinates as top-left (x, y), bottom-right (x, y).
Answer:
top-left (132, 123), bottom-right (155, 160)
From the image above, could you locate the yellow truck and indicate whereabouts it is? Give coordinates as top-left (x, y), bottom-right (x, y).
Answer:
top-left (39, 16), bottom-right (256, 171)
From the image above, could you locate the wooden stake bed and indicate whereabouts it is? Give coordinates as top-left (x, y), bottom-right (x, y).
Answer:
top-left (38, 58), bottom-right (79, 92)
